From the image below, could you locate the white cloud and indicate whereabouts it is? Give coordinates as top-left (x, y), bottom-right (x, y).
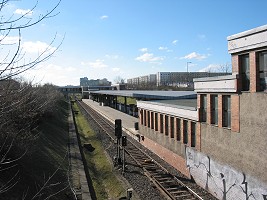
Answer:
top-left (135, 53), bottom-right (164, 63)
top-left (25, 64), bottom-right (80, 86)
top-left (139, 48), bottom-right (148, 52)
top-left (81, 59), bottom-right (108, 68)
top-left (112, 67), bottom-right (120, 72)
top-left (0, 36), bottom-right (19, 45)
top-left (172, 40), bottom-right (178, 45)
top-left (22, 41), bottom-right (56, 54)
top-left (159, 46), bottom-right (168, 50)
top-left (159, 46), bottom-right (173, 52)
top-left (198, 64), bottom-right (220, 72)
top-left (180, 52), bottom-right (207, 60)
top-left (14, 8), bottom-right (33, 16)
top-left (100, 15), bottom-right (108, 19)
top-left (105, 54), bottom-right (119, 59)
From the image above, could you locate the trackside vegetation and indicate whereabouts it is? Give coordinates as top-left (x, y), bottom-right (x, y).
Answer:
top-left (72, 102), bottom-right (126, 200)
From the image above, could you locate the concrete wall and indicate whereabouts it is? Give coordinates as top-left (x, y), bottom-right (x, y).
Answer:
top-left (198, 92), bottom-right (267, 198)
top-left (186, 147), bottom-right (267, 200)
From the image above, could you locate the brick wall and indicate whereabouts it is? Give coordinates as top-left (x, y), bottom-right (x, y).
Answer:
top-left (249, 51), bottom-right (261, 92)
top-left (140, 136), bottom-right (190, 177)
top-left (231, 95), bottom-right (240, 132)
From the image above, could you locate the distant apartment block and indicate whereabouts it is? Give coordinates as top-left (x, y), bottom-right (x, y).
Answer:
top-left (127, 74), bottom-right (156, 86)
top-left (80, 77), bottom-right (111, 87)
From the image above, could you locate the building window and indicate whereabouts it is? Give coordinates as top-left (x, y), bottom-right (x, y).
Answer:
top-left (155, 113), bottom-right (158, 131)
top-left (191, 122), bottom-right (196, 147)
top-left (165, 115), bottom-right (169, 136)
top-left (240, 54), bottom-right (250, 91)
top-left (183, 120), bottom-right (188, 144)
top-left (151, 112), bottom-right (154, 129)
top-left (147, 111), bottom-right (150, 128)
top-left (170, 117), bottom-right (174, 138)
top-left (160, 114), bottom-right (163, 133)
top-left (140, 110), bottom-right (143, 125)
top-left (144, 110), bottom-right (147, 126)
top-left (258, 51), bottom-right (267, 91)
top-left (201, 94), bottom-right (207, 122)
top-left (211, 95), bottom-right (218, 125)
top-left (223, 95), bottom-right (231, 128)
top-left (176, 118), bottom-right (181, 141)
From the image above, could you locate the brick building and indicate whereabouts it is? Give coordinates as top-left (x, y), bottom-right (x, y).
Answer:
top-left (137, 25), bottom-right (267, 199)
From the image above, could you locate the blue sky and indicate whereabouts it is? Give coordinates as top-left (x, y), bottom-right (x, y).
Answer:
top-left (2, 0), bottom-right (267, 86)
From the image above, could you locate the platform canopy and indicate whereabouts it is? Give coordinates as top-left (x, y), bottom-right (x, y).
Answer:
top-left (90, 90), bottom-right (196, 100)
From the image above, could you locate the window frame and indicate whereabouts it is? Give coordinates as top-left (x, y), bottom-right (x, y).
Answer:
top-left (258, 51), bottom-right (267, 91)
top-left (211, 95), bottom-right (218, 125)
top-left (239, 54), bottom-right (250, 91)
top-left (222, 95), bottom-right (231, 128)
top-left (183, 120), bottom-right (188, 144)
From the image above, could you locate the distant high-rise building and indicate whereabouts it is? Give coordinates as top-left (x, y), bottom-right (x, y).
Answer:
top-left (80, 77), bottom-right (111, 87)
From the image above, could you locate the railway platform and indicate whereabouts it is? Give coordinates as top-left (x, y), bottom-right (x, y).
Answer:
top-left (82, 99), bottom-right (140, 140)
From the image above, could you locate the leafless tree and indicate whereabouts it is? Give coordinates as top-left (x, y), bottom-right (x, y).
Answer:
top-left (114, 76), bottom-right (125, 84)
top-left (219, 63), bottom-right (232, 73)
top-left (0, 0), bottom-right (63, 81)
top-left (0, 1), bottom-right (73, 199)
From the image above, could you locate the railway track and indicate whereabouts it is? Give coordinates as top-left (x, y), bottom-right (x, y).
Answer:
top-left (76, 100), bottom-right (204, 200)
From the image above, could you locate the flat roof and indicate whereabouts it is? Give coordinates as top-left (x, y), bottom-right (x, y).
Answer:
top-left (90, 90), bottom-right (196, 100)
top-left (227, 24), bottom-right (267, 41)
top-left (151, 99), bottom-right (197, 109)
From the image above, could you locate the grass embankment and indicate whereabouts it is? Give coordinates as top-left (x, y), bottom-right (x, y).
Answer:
top-left (0, 99), bottom-right (71, 199)
top-left (72, 102), bottom-right (125, 200)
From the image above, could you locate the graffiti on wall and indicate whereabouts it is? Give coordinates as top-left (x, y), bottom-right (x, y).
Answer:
top-left (185, 147), bottom-right (267, 200)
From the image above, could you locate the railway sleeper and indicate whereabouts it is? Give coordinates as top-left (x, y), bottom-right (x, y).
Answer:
top-left (144, 167), bottom-right (161, 172)
top-left (157, 179), bottom-right (177, 187)
top-left (166, 185), bottom-right (186, 191)
top-left (165, 185), bottom-right (186, 191)
top-left (173, 193), bottom-right (194, 199)
top-left (156, 177), bottom-right (174, 182)
top-left (153, 173), bottom-right (172, 178)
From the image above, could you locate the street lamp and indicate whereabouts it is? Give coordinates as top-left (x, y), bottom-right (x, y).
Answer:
top-left (187, 62), bottom-right (192, 73)
top-left (186, 62), bottom-right (192, 87)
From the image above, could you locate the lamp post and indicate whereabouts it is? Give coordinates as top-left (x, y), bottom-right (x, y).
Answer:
top-left (186, 62), bottom-right (192, 87)
top-left (187, 61), bottom-right (192, 73)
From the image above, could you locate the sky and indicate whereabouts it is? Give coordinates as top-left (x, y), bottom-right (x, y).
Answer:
top-left (1, 0), bottom-right (267, 86)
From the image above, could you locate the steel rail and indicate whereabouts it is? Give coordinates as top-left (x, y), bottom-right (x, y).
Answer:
top-left (76, 100), bottom-right (204, 200)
